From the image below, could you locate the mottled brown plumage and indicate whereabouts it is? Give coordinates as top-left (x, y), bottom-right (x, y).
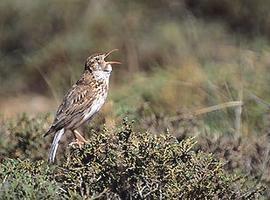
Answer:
top-left (44, 49), bottom-right (120, 163)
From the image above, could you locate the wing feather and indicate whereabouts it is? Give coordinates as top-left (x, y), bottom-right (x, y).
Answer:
top-left (50, 83), bottom-right (95, 132)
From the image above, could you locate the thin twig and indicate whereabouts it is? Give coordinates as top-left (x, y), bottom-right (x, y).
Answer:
top-left (34, 65), bottom-right (60, 105)
top-left (235, 85), bottom-right (243, 136)
top-left (247, 90), bottom-right (270, 108)
top-left (169, 101), bottom-right (243, 121)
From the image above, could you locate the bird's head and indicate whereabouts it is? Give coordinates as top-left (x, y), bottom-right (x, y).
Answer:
top-left (85, 49), bottom-right (121, 75)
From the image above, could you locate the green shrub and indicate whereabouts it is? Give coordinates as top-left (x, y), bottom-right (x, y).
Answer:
top-left (56, 120), bottom-right (264, 199)
top-left (0, 117), bottom-right (265, 199)
top-left (0, 159), bottom-right (61, 199)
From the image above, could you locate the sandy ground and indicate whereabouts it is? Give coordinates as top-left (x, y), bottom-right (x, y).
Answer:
top-left (0, 95), bottom-right (57, 118)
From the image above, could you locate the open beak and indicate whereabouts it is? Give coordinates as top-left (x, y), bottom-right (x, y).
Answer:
top-left (105, 49), bottom-right (121, 65)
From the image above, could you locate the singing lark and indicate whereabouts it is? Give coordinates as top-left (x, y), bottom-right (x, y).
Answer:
top-left (44, 49), bottom-right (120, 163)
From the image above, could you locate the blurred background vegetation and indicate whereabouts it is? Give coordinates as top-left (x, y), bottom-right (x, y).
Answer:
top-left (1, 0), bottom-right (270, 198)
top-left (0, 0), bottom-right (269, 132)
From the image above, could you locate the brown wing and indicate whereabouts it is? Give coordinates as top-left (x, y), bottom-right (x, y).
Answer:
top-left (45, 82), bottom-right (95, 135)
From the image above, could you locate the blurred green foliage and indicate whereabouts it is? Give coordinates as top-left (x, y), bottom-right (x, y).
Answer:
top-left (0, 0), bottom-right (185, 95)
top-left (1, 0), bottom-right (270, 134)
top-left (0, 113), bottom-right (51, 161)
top-left (186, 0), bottom-right (270, 37)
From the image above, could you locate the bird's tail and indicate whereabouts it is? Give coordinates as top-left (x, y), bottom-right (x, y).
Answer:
top-left (49, 128), bottom-right (65, 163)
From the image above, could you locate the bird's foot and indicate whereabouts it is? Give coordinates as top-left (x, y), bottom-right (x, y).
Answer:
top-left (69, 130), bottom-right (89, 149)
top-left (69, 139), bottom-right (87, 149)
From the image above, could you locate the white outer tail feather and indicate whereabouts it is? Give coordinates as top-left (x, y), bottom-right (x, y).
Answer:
top-left (49, 128), bottom-right (65, 163)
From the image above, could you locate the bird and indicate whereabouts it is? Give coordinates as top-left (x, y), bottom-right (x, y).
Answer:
top-left (44, 49), bottom-right (121, 163)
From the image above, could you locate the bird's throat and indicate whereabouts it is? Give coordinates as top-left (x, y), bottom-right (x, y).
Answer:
top-left (92, 71), bottom-right (111, 82)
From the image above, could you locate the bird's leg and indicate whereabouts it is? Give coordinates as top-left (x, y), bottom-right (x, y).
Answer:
top-left (74, 129), bottom-right (88, 143)
top-left (69, 130), bottom-right (88, 148)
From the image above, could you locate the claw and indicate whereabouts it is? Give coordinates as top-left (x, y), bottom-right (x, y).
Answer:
top-left (69, 139), bottom-right (85, 149)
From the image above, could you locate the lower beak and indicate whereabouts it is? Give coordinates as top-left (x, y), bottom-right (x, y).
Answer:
top-left (106, 61), bottom-right (122, 65)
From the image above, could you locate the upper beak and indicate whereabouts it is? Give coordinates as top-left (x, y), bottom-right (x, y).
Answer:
top-left (105, 49), bottom-right (121, 65)
top-left (105, 49), bottom-right (119, 58)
